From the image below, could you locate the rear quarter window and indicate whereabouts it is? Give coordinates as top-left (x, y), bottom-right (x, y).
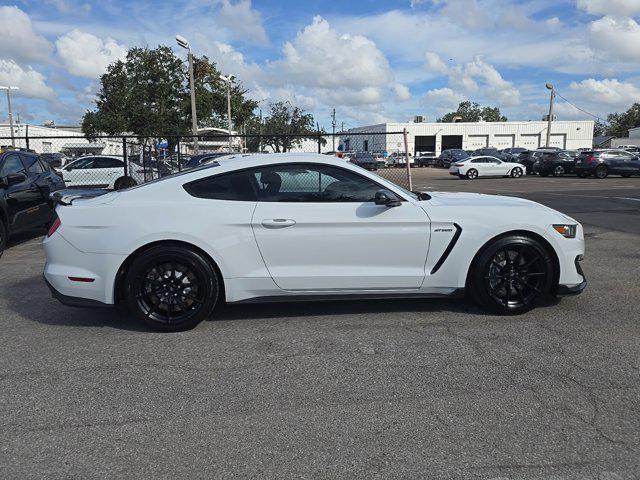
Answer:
top-left (184, 171), bottom-right (257, 201)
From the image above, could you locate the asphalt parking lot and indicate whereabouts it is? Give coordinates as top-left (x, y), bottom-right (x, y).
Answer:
top-left (1, 170), bottom-right (639, 479)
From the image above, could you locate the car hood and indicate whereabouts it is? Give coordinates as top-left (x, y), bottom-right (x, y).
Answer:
top-left (422, 191), bottom-right (576, 222)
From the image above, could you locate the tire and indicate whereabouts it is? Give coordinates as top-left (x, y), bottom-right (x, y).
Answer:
top-left (0, 219), bottom-right (7, 258)
top-left (114, 176), bottom-right (138, 190)
top-left (553, 165), bottom-right (565, 177)
top-left (123, 245), bottom-right (220, 331)
top-left (466, 168), bottom-right (478, 180)
top-left (595, 165), bottom-right (608, 179)
top-left (468, 235), bottom-right (555, 315)
top-left (511, 167), bottom-right (523, 178)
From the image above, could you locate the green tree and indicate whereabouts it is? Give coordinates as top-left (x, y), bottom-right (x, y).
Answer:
top-left (593, 119), bottom-right (607, 137)
top-left (82, 46), bottom-right (258, 149)
top-left (259, 101), bottom-right (319, 152)
top-left (438, 101), bottom-right (508, 122)
top-left (604, 103), bottom-right (640, 138)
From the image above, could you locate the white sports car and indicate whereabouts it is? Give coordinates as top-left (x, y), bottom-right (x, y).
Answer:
top-left (449, 156), bottom-right (525, 179)
top-left (44, 153), bottom-right (586, 331)
top-left (61, 155), bottom-right (157, 190)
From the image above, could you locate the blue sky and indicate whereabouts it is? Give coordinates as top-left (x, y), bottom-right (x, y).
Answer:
top-left (2, 0), bottom-right (640, 130)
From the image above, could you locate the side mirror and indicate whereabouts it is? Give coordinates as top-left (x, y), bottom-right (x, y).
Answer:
top-left (374, 189), bottom-right (401, 207)
top-left (6, 173), bottom-right (27, 186)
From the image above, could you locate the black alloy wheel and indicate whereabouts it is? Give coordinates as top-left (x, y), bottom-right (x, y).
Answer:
top-left (466, 168), bottom-right (478, 180)
top-left (470, 236), bottom-right (555, 314)
top-left (511, 167), bottom-right (523, 178)
top-left (124, 246), bottom-right (219, 331)
top-left (595, 165), bottom-right (608, 179)
top-left (553, 165), bottom-right (565, 176)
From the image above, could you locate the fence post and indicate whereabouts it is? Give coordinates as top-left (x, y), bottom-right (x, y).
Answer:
top-left (25, 125), bottom-right (30, 151)
top-left (317, 134), bottom-right (322, 154)
top-left (122, 137), bottom-right (128, 176)
top-left (403, 128), bottom-right (412, 191)
top-left (176, 137), bottom-right (181, 172)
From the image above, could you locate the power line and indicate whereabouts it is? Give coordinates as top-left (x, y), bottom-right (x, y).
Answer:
top-left (554, 90), bottom-right (604, 122)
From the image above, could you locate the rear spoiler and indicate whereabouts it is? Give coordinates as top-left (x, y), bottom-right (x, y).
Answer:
top-left (51, 189), bottom-right (110, 206)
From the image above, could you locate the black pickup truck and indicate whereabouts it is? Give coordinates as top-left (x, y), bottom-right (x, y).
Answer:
top-left (0, 150), bottom-right (65, 256)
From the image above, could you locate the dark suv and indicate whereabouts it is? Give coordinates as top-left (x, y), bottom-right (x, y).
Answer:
top-left (437, 149), bottom-right (469, 168)
top-left (536, 151), bottom-right (578, 176)
top-left (575, 149), bottom-right (640, 178)
top-left (0, 150), bottom-right (66, 255)
top-left (500, 147), bottom-right (527, 162)
top-left (350, 152), bottom-right (378, 170)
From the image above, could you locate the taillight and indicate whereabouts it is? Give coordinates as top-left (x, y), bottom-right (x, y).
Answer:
top-left (587, 156), bottom-right (598, 164)
top-left (454, 163), bottom-right (464, 167)
top-left (47, 217), bottom-right (61, 237)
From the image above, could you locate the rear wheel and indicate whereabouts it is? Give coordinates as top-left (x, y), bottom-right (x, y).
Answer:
top-left (123, 246), bottom-right (219, 331)
top-left (595, 165), bottom-right (608, 179)
top-left (469, 235), bottom-right (555, 315)
top-left (511, 167), bottom-right (523, 178)
top-left (553, 165), bottom-right (565, 176)
top-left (114, 176), bottom-right (137, 190)
top-left (466, 168), bottom-right (478, 180)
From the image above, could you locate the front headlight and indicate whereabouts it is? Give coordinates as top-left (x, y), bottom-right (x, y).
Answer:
top-left (553, 224), bottom-right (577, 238)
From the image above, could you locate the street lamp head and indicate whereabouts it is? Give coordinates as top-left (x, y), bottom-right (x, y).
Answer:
top-left (545, 83), bottom-right (554, 90)
top-left (175, 35), bottom-right (190, 50)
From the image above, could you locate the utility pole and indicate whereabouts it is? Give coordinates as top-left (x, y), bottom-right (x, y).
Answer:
top-left (1, 86), bottom-right (19, 147)
top-left (331, 108), bottom-right (336, 152)
top-left (545, 83), bottom-right (555, 148)
top-left (259, 108), bottom-right (263, 152)
top-left (176, 35), bottom-right (199, 153)
top-left (220, 75), bottom-right (233, 152)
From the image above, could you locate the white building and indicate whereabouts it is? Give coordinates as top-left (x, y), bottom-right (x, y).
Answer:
top-left (340, 120), bottom-right (594, 155)
top-left (0, 123), bottom-right (125, 156)
top-left (611, 126), bottom-right (640, 148)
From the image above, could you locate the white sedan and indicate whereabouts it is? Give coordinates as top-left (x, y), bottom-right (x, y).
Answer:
top-left (449, 156), bottom-right (525, 179)
top-left (44, 153), bottom-right (586, 331)
top-left (61, 155), bottom-right (156, 190)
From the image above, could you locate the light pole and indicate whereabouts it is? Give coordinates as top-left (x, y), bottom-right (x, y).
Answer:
top-left (0, 86), bottom-right (19, 147)
top-left (545, 83), bottom-right (555, 148)
top-left (176, 35), bottom-right (199, 154)
top-left (220, 75), bottom-right (234, 152)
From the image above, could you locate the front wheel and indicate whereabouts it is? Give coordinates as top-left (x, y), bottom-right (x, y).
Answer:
top-left (595, 165), bottom-right (608, 179)
top-left (511, 167), bottom-right (523, 178)
top-left (466, 168), bottom-right (478, 180)
top-left (468, 235), bottom-right (555, 315)
top-left (553, 165), bottom-right (565, 176)
top-left (123, 246), bottom-right (219, 331)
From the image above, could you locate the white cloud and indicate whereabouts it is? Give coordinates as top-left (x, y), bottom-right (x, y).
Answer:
top-left (588, 16), bottom-right (640, 62)
top-left (424, 51), bottom-right (449, 74)
top-left (215, 0), bottom-right (268, 46)
top-left (55, 30), bottom-right (127, 78)
top-left (0, 59), bottom-right (54, 99)
top-left (394, 83), bottom-right (411, 101)
top-left (0, 6), bottom-right (53, 63)
top-left (425, 87), bottom-right (467, 114)
top-left (431, 0), bottom-right (490, 29)
top-left (569, 78), bottom-right (640, 110)
top-left (577, 0), bottom-right (640, 17)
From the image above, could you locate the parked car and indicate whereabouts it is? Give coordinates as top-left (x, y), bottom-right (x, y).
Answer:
top-left (437, 149), bottom-right (469, 168)
top-left (516, 150), bottom-right (546, 174)
top-left (1, 150), bottom-right (65, 256)
top-left (41, 153), bottom-right (64, 170)
top-left (60, 155), bottom-right (156, 189)
top-left (449, 156), bottom-right (525, 179)
top-left (43, 153), bottom-right (585, 331)
top-left (371, 153), bottom-right (387, 168)
top-left (500, 147), bottom-right (527, 162)
top-left (415, 152), bottom-right (437, 167)
top-left (350, 152), bottom-right (378, 171)
top-left (574, 149), bottom-right (640, 178)
top-left (473, 148), bottom-right (501, 158)
top-left (620, 145), bottom-right (640, 154)
top-left (387, 152), bottom-right (414, 168)
top-left (183, 153), bottom-right (230, 170)
top-left (536, 151), bottom-right (578, 177)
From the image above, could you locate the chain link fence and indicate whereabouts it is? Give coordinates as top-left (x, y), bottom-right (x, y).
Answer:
top-left (0, 131), bottom-right (416, 191)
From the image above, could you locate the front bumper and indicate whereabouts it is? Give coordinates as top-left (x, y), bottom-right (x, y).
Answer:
top-left (557, 255), bottom-right (587, 297)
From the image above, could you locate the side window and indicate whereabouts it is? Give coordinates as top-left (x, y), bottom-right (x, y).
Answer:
top-left (1, 154), bottom-right (27, 177)
top-left (93, 157), bottom-right (123, 168)
top-left (68, 158), bottom-right (95, 170)
top-left (251, 164), bottom-right (384, 203)
top-left (184, 171), bottom-right (256, 201)
top-left (38, 158), bottom-right (51, 171)
top-left (21, 154), bottom-right (44, 175)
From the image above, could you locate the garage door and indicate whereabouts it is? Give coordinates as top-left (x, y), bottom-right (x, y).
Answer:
top-left (494, 134), bottom-right (515, 149)
top-left (467, 135), bottom-right (489, 149)
top-left (520, 134), bottom-right (540, 150)
top-left (549, 133), bottom-right (567, 149)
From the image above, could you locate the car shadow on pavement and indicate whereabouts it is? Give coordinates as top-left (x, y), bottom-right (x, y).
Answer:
top-left (6, 229), bottom-right (47, 249)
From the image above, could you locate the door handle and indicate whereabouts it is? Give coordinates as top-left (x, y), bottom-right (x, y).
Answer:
top-left (261, 219), bottom-right (296, 229)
